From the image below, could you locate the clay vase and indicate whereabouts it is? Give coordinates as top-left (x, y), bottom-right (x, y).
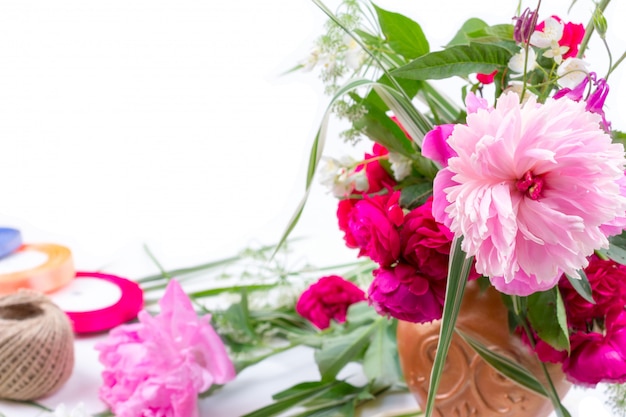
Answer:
top-left (396, 282), bottom-right (571, 417)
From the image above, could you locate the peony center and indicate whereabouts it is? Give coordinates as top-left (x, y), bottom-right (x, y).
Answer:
top-left (516, 170), bottom-right (544, 200)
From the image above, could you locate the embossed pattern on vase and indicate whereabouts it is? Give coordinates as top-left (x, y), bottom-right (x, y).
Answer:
top-left (396, 282), bottom-right (571, 417)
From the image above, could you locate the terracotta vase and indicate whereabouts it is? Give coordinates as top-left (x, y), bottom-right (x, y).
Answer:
top-left (396, 282), bottom-right (571, 417)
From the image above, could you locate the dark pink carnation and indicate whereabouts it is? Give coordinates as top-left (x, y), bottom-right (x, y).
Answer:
top-left (401, 198), bottom-right (454, 280)
top-left (348, 191), bottom-right (404, 266)
top-left (368, 262), bottom-right (447, 323)
top-left (559, 256), bottom-right (626, 330)
top-left (563, 309), bottom-right (626, 386)
top-left (296, 275), bottom-right (366, 329)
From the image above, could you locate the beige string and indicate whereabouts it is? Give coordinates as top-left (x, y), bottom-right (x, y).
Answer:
top-left (0, 289), bottom-right (74, 400)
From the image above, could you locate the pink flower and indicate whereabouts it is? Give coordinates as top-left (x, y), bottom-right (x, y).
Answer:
top-left (422, 124), bottom-right (456, 167)
top-left (346, 191), bottom-right (404, 266)
top-left (368, 262), bottom-right (447, 323)
top-left (432, 91), bottom-right (626, 296)
top-left (96, 280), bottom-right (236, 417)
top-left (296, 275), bottom-right (366, 329)
top-left (563, 309), bottom-right (626, 386)
top-left (401, 197), bottom-right (454, 280)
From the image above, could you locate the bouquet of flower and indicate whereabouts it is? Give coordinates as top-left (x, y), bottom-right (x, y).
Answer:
top-left (32, 1), bottom-right (626, 416)
top-left (279, 0), bottom-right (626, 415)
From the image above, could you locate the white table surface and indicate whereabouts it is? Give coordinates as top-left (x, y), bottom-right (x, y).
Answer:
top-left (0, 0), bottom-right (624, 415)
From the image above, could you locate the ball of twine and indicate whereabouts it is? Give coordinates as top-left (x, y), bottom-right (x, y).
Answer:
top-left (0, 289), bottom-right (74, 400)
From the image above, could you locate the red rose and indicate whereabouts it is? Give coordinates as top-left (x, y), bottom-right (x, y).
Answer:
top-left (348, 191), bottom-right (404, 266)
top-left (559, 256), bottom-right (626, 330)
top-left (368, 262), bottom-right (447, 323)
top-left (296, 275), bottom-right (366, 330)
top-left (401, 198), bottom-right (454, 280)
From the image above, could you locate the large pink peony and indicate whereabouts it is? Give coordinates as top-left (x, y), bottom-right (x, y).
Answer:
top-left (296, 275), bottom-right (366, 329)
top-left (432, 91), bottom-right (626, 295)
top-left (96, 280), bottom-right (236, 417)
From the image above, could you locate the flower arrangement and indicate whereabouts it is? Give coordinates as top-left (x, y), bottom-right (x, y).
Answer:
top-left (11, 0), bottom-right (626, 416)
top-left (279, 0), bottom-right (626, 415)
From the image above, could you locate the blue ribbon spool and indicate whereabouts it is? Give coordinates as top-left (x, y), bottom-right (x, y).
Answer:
top-left (0, 228), bottom-right (22, 259)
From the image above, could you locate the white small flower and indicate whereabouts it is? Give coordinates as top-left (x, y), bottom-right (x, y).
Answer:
top-left (300, 47), bottom-right (322, 72)
top-left (352, 169), bottom-right (369, 192)
top-left (51, 403), bottom-right (89, 417)
top-left (343, 34), bottom-right (365, 70)
top-left (529, 17), bottom-right (564, 48)
top-left (541, 40), bottom-right (569, 64)
top-left (319, 155), bottom-right (361, 197)
top-left (388, 152), bottom-right (412, 181)
top-left (557, 57), bottom-right (590, 89)
top-left (508, 47), bottom-right (537, 73)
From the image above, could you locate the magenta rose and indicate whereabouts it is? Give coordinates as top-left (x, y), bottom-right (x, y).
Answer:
top-left (296, 275), bottom-right (366, 329)
top-left (368, 262), bottom-right (447, 323)
top-left (348, 191), bottom-right (404, 266)
top-left (559, 256), bottom-right (626, 330)
top-left (337, 198), bottom-right (359, 249)
top-left (563, 309), bottom-right (626, 386)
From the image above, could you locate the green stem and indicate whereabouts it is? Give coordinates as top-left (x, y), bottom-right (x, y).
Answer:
top-left (608, 50), bottom-right (626, 78)
top-left (577, 0), bottom-right (611, 59)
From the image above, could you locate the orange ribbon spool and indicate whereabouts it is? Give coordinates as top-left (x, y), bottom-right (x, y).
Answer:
top-left (0, 244), bottom-right (75, 295)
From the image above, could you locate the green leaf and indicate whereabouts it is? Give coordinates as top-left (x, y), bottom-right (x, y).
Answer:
top-left (527, 288), bottom-right (570, 352)
top-left (424, 237), bottom-right (473, 417)
top-left (350, 91), bottom-right (415, 157)
top-left (315, 321), bottom-right (377, 380)
top-left (373, 4), bottom-right (429, 59)
top-left (392, 43), bottom-right (513, 81)
top-left (399, 182), bottom-right (432, 210)
top-left (363, 320), bottom-right (402, 385)
top-left (242, 381), bottom-right (339, 417)
top-left (466, 24), bottom-right (515, 42)
top-left (371, 83), bottom-right (434, 147)
top-left (446, 18), bottom-right (488, 46)
top-left (565, 270), bottom-right (595, 304)
top-left (456, 329), bottom-right (548, 397)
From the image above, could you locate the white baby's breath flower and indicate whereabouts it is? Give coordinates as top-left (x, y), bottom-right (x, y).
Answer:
top-left (388, 152), bottom-right (412, 181)
top-left (508, 47), bottom-right (537, 73)
top-left (557, 57), bottom-right (590, 89)
top-left (529, 17), bottom-right (564, 48)
top-left (51, 403), bottom-right (88, 417)
top-left (300, 47), bottom-right (322, 72)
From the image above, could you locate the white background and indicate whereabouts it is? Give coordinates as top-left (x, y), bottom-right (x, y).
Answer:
top-left (0, 0), bottom-right (624, 415)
